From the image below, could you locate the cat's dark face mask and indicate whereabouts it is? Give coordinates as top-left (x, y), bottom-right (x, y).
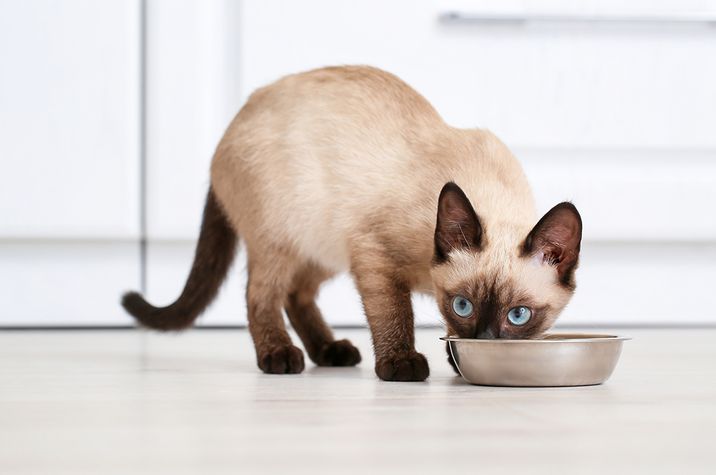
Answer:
top-left (434, 274), bottom-right (555, 340)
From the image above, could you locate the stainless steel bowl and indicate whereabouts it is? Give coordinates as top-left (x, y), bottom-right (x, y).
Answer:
top-left (442, 334), bottom-right (630, 387)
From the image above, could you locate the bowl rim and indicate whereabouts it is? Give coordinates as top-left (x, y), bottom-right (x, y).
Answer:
top-left (440, 333), bottom-right (631, 343)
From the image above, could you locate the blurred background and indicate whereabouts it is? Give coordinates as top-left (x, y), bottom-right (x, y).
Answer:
top-left (1, 0), bottom-right (715, 328)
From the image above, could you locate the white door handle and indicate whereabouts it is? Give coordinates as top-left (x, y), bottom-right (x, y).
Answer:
top-left (438, 11), bottom-right (716, 27)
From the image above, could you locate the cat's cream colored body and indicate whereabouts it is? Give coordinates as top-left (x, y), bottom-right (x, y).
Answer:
top-left (124, 65), bottom-right (581, 380)
top-left (211, 66), bottom-right (537, 291)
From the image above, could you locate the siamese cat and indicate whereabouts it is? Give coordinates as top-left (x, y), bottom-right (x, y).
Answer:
top-left (122, 66), bottom-right (582, 382)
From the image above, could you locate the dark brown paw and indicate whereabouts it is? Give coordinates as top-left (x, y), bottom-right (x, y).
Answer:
top-left (375, 351), bottom-right (429, 382)
top-left (258, 345), bottom-right (305, 374)
top-left (316, 339), bottom-right (362, 367)
top-left (446, 341), bottom-right (460, 375)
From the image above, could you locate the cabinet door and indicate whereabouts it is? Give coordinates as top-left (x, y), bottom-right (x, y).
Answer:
top-left (145, 0), bottom-right (240, 240)
top-left (143, 0), bottom-right (244, 326)
top-left (0, 0), bottom-right (140, 238)
top-left (0, 0), bottom-right (141, 325)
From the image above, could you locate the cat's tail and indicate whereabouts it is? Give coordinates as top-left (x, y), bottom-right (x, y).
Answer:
top-left (121, 187), bottom-right (237, 331)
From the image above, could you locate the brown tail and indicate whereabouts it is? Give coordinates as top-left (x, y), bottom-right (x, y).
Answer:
top-left (121, 188), bottom-right (237, 331)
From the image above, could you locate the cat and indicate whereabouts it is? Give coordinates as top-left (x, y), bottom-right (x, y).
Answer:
top-left (122, 65), bottom-right (582, 382)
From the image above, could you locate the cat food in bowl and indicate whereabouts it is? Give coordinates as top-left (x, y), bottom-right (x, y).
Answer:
top-left (442, 334), bottom-right (630, 387)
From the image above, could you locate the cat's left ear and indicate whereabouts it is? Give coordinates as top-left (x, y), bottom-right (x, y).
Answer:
top-left (434, 182), bottom-right (483, 262)
top-left (522, 202), bottom-right (582, 286)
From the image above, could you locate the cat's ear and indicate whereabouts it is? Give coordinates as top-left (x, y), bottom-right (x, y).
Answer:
top-left (522, 202), bottom-right (582, 285)
top-left (434, 182), bottom-right (483, 262)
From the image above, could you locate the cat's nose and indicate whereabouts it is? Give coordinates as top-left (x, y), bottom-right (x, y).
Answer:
top-left (475, 328), bottom-right (496, 339)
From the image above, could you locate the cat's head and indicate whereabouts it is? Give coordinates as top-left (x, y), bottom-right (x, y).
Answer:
top-left (430, 182), bottom-right (582, 339)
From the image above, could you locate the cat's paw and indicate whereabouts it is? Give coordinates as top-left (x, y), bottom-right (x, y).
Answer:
top-left (316, 339), bottom-right (362, 367)
top-left (375, 351), bottom-right (429, 382)
top-left (258, 344), bottom-right (305, 374)
top-left (446, 342), bottom-right (460, 375)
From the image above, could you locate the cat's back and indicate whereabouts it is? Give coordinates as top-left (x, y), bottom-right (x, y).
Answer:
top-left (211, 66), bottom-right (532, 272)
top-left (222, 65), bottom-right (447, 164)
top-left (244, 65), bottom-right (442, 128)
top-left (215, 65), bottom-right (450, 197)
top-left (211, 66), bottom-right (450, 269)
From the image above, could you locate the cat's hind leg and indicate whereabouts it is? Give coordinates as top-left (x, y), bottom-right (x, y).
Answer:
top-left (246, 247), bottom-right (305, 374)
top-left (285, 263), bottom-right (361, 367)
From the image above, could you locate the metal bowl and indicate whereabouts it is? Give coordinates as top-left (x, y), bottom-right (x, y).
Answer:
top-left (442, 334), bottom-right (630, 387)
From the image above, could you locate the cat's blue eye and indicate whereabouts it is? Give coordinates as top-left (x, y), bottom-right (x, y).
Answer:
top-left (451, 296), bottom-right (474, 318)
top-left (507, 306), bottom-right (532, 326)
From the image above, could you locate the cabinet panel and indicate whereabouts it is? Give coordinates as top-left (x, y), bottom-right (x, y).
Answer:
top-left (0, 241), bottom-right (140, 326)
top-left (240, 0), bottom-right (716, 149)
top-left (0, 0), bottom-right (140, 239)
top-left (145, 0), bottom-right (240, 240)
top-left (521, 150), bottom-right (716, 241)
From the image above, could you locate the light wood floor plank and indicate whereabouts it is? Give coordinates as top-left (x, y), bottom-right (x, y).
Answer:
top-left (0, 328), bottom-right (714, 474)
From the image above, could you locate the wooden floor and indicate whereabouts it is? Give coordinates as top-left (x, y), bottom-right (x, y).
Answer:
top-left (0, 327), bottom-right (714, 474)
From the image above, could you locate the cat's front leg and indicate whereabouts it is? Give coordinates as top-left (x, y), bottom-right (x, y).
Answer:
top-left (351, 256), bottom-right (429, 382)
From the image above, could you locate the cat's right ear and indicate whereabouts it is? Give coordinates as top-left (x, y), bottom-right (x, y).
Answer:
top-left (434, 182), bottom-right (483, 263)
top-left (522, 202), bottom-right (582, 286)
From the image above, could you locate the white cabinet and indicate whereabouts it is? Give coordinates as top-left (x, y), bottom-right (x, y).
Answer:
top-left (170, 0), bottom-right (712, 326)
top-left (8, 0), bottom-right (708, 326)
top-left (0, 0), bottom-right (141, 239)
top-left (0, 0), bottom-right (141, 325)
